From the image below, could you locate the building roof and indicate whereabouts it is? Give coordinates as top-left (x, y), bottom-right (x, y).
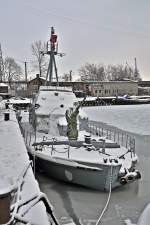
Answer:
top-left (28, 76), bottom-right (46, 83)
top-left (0, 82), bottom-right (9, 87)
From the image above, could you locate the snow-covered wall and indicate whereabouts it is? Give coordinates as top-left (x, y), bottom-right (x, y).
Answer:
top-left (35, 87), bottom-right (77, 116)
top-left (0, 108), bottom-right (50, 224)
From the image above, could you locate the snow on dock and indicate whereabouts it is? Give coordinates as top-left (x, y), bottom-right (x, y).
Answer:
top-left (0, 104), bottom-right (50, 225)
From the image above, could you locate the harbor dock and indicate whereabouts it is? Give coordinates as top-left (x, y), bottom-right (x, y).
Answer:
top-left (0, 105), bottom-right (56, 224)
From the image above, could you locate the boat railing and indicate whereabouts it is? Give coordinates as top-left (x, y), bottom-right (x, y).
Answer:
top-left (21, 129), bottom-right (71, 158)
top-left (88, 120), bottom-right (135, 156)
top-left (50, 140), bottom-right (71, 158)
top-left (20, 120), bottom-right (135, 158)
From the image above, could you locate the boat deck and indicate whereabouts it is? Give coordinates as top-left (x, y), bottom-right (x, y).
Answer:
top-left (33, 130), bottom-right (137, 173)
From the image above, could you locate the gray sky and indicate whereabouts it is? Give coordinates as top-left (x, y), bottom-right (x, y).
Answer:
top-left (0, 0), bottom-right (150, 80)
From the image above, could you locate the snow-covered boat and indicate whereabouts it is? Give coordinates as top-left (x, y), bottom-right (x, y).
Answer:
top-left (112, 95), bottom-right (150, 105)
top-left (26, 85), bottom-right (141, 191)
top-left (24, 27), bottom-right (141, 191)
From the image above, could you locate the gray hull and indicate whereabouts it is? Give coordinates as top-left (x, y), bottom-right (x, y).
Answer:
top-left (34, 153), bottom-right (121, 191)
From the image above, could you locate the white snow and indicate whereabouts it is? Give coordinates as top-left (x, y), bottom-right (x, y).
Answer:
top-left (35, 87), bottom-right (77, 116)
top-left (40, 85), bottom-right (72, 92)
top-left (0, 83), bottom-right (8, 87)
top-left (83, 105), bottom-right (150, 135)
top-left (58, 116), bottom-right (67, 126)
top-left (20, 110), bottom-right (30, 122)
top-left (0, 108), bottom-right (50, 225)
top-left (32, 128), bottom-right (135, 172)
top-left (35, 143), bottom-right (134, 171)
top-left (136, 203), bottom-right (150, 225)
top-left (0, 178), bottom-right (13, 195)
top-left (7, 97), bottom-right (31, 104)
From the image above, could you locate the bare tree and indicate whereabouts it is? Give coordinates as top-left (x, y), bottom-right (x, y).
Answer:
top-left (62, 73), bottom-right (69, 81)
top-left (106, 64), bottom-right (134, 81)
top-left (4, 57), bottom-right (23, 82)
top-left (62, 70), bottom-right (73, 82)
top-left (79, 62), bottom-right (141, 82)
top-left (79, 63), bottom-right (106, 81)
top-left (31, 40), bottom-right (47, 77)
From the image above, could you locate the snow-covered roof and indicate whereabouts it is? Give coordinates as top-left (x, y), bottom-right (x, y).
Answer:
top-left (7, 97), bottom-right (31, 104)
top-left (40, 85), bottom-right (72, 92)
top-left (0, 82), bottom-right (9, 87)
top-left (36, 87), bottom-right (77, 116)
top-left (39, 76), bottom-right (46, 80)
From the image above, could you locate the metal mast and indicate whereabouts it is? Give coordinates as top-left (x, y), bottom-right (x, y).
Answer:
top-left (0, 44), bottom-right (4, 82)
top-left (46, 27), bottom-right (58, 85)
top-left (134, 57), bottom-right (140, 81)
top-left (44, 27), bottom-right (65, 86)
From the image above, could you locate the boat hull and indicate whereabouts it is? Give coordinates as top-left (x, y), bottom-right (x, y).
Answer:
top-left (33, 152), bottom-right (122, 191)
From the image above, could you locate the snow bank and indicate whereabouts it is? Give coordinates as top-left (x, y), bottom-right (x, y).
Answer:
top-left (137, 203), bottom-right (150, 225)
top-left (0, 109), bottom-right (50, 225)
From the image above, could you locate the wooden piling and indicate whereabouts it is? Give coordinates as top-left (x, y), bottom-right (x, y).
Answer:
top-left (0, 181), bottom-right (12, 224)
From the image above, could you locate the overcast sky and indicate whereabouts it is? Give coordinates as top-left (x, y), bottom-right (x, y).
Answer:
top-left (0, 0), bottom-right (150, 80)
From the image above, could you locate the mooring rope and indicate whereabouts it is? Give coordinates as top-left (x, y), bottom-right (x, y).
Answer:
top-left (95, 165), bottom-right (113, 225)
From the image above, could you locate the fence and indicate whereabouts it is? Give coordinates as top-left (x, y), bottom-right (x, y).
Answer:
top-left (88, 120), bottom-right (135, 155)
top-left (19, 119), bottom-right (136, 157)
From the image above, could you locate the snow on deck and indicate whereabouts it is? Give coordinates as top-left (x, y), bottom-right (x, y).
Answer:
top-left (36, 143), bottom-right (134, 170)
top-left (35, 88), bottom-right (77, 116)
top-left (33, 130), bottom-right (136, 172)
top-left (0, 107), bottom-right (50, 225)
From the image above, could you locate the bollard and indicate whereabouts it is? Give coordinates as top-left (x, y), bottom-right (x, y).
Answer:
top-left (4, 112), bottom-right (10, 121)
top-left (84, 135), bottom-right (91, 144)
top-left (0, 180), bottom-right (12, 224)
top-left (5, 103), bottom-right (9, 109)
top-left (102, 139), bottom-right (106, 154)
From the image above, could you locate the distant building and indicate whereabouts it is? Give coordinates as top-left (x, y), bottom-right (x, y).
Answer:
top-left (27, 74), bottom-right (46, 97)
top-left (27, 78), bottom-right (138, 98)
top-left (51, 81), bottom-right (138, 97)
top-left (88, 81), bottom-right (138, 97)
top-left (0, 83), bottom-right (11, 99)
top-left (0, 83), bottom-right (8, 93)
top-left (138, 80), bottom-right (150, 95)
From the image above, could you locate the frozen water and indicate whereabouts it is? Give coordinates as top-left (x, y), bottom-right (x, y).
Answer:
top-left (83, 105), bottom-right (150, 135)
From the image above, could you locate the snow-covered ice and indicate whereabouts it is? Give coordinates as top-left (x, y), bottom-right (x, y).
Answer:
top-left (83, 105), bottom-right (150, 135)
